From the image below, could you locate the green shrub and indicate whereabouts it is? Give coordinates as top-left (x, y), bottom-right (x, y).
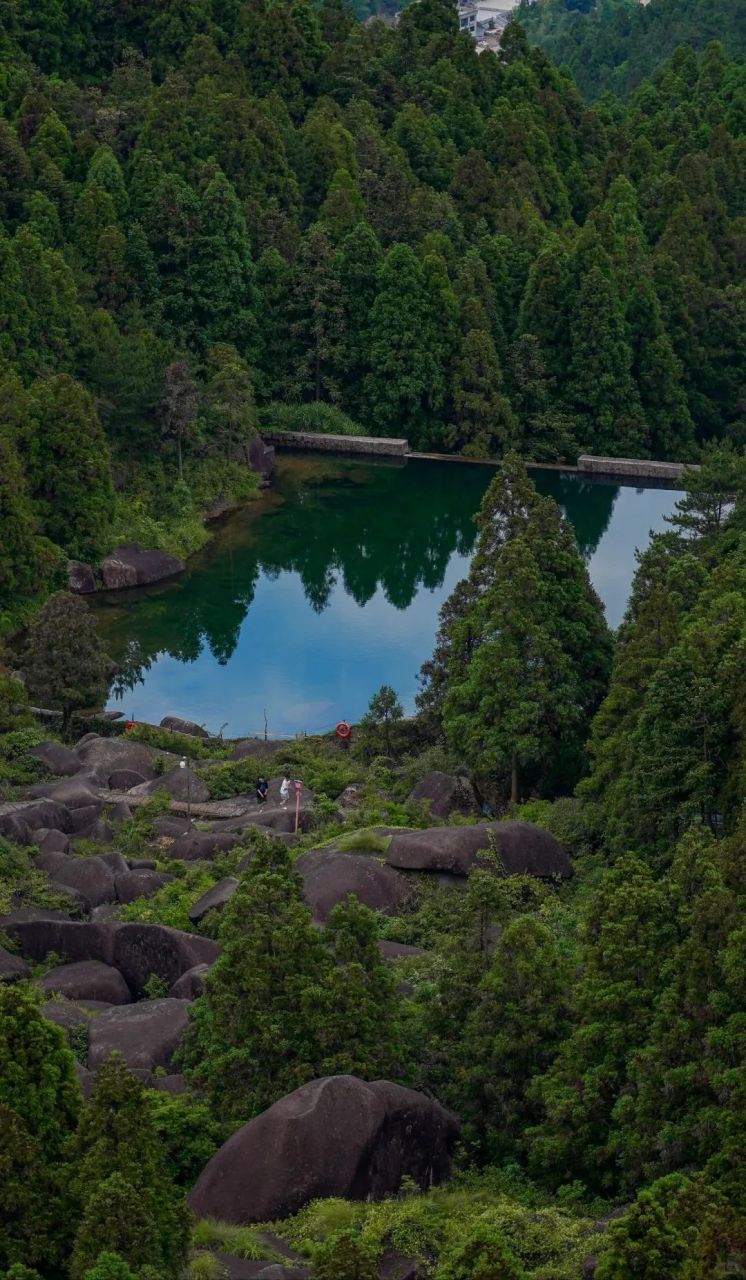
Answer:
top-left (311, 1231), bottom-right (377, 1280)
top-left (258, 402), bottom-right (365, 437)
top-left (190, 1222), bottom-right (268, 1262)
top-left (116, 792), bottom-right (173, 856)
top-left (146, 1091), bottom-right (224, 1188)
top-left (125, 723), bottom-right (228, 760)
top-left (119, 865), bottom-right (217, 932)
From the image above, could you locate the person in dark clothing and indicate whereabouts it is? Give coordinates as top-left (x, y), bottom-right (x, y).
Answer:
top-left (256, 777), bottom-right (269, 804)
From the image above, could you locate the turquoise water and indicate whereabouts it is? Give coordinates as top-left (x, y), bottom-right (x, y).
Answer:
top-left (96, 456), bottom-right (681, 737)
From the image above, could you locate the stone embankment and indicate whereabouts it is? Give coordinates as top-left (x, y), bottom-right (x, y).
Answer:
top-left (262, 430), bottom-right (409, 458)
top-left (577, 454), bottom-right (697, 482)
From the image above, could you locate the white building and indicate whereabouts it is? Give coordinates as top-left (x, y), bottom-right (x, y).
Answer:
top-left (457, 0), bottom-right (517, 51)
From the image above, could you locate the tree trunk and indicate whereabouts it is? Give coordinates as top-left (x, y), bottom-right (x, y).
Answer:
top-left (511, 752), bottom-right (519, 806)
top-left (177, 431), bottom-right (183, 481)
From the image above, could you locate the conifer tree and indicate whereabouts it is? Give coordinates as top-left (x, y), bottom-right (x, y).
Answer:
top-left (206, 344), bottom-right (257, 463)
top-left (189, 169), bottom-right (257, 354)
top-left (0, 986), bottom-right (80, 1158)
top-left (180, 836), bottom-right (335, 1120)
top-left (25, 374), bottom-right (113, 560)
top-left (448, 329), bottom-right (518, 457)
top-left (159, 360), bottom-right (199, 480)
top-left (334, 221), bottom-right (381, 417)
top-left (366, 243), bottom-right (439, 444)
top-left (423, 454), bottom-right (611, 800)
top-left (23, 592), bottom-right (110, 734)
top-left (71, 1060), bottom-right (188, 1280)
top-left (70, 1175), bottom-right (159, 1280)
top-left (288, 224), bottom-right (343, 404)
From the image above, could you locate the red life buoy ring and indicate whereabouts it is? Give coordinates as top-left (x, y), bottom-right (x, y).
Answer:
top-left (336, 721), bottom-right (351, 740)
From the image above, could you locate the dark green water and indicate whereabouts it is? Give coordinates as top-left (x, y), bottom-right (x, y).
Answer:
top-left (96, 456), bottom-right (681, 736)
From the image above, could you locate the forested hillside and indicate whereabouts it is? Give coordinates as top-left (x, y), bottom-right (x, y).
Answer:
top-left (0, 0), bottom-right (744, 626)
top-left (516, 0), bottom-right (746, 99)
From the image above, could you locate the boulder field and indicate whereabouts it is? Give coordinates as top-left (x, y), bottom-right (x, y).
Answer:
top-left (189, 1074), bottom-right (459, 1224)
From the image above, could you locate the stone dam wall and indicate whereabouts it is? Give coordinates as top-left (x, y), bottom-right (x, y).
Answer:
top-left (261, 433), bottom-right (697, 483)
top-left (577, 454), bottom-right (696, 481)
top-left (262, 430), bottom-right (409, 457)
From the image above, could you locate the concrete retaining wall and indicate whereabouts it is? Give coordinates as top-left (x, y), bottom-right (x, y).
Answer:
top-left (577, 454), bottom-right (697, 481)
top-left (262, 431), bottom-right (409, 457)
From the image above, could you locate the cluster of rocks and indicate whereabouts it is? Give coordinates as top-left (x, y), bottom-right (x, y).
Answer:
top-left (0, 913), bottom-right (217, 1092)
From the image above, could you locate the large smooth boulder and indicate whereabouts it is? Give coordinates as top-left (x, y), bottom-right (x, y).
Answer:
top-left (408, 772), bottom-right (478, 821)
top-left (189, 877), bottom-right (239, 925)
top-left (169, 830), bottom-right (240, 861)
top-left (0, 810), bottom-right (32, 843)
top-left (43, 855), bottom-right (116, 909)
top-left (112, 923), bottom-right (220, 998)
top-left (40, 959), bottom-right (132, 1004)
top-left (248, 436), bottom-right (275, 480)
top-left (88, 998), bottom-right (190, 1072)
top-left (0, 945), bottom-right (29, 982)
top-left (160, 716), bottom-right (210, 739)
top-left (378, 941), bottom-right (426, 962)
top-left (75, 736), bottom-right (156, 783)
top-left (68, 560), bottom-right (97, 594)
top-left (71, 819), bottom-right (114, 846)
top-left (109, 769), bottom-right (147, 791)
top-left (386, 822), bottom-right (572, 879)
top-left (36, 829), bottom-right (71, 855)
top-left (98, 851), bottom-right (129, 875)
top-left (115, 869), bottom-right (171, 904)
top-left (189, 1075), bottom-right (458, 1224)
top-left (152, 765), bottom-right (211, 804)
top-left (16, 799), bottom-right (73, 834)
top-left (295, 850), bottom-right (414, 924)
top-left (3, 918), bottom-right (117, 966)
top-left (70, 804), bottom-right (104, 832)
top-left (153, 815), bottom-right (194, 838)
top-left (169, 963), bottom-right (210, 1000)
top-left (101, 544), bottom-right (185, 590)
top-left (29, 741), bottom-right (83, 777)
top-left (26, 769), bottom-right (106, 800)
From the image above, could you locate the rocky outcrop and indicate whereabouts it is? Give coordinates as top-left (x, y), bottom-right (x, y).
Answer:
top-left (88, 998), bottom-right (191, 1072)
top-left (112, 923), bottom-right (220, 998)
top-left (29, 741), bottom-right (83, 777)
top-left (68, 560), bottom-right (98, 594)
top-left (40, 854), bottom-right (116, 909)
top-left (75, 735), bottom-right (156, 783)
top-left (408, 771), bottom-right (478, 820)
top-left (0, 810), bottom-right (32, 843)
top-left (36, 829), bottom-right (71, 855)
top-left (248, 436), bottom-right (276, 480)
top-left (40, 959), bottom-right (132, 1004)
top-left (100, 544), bottom-right (185, 591)
top-left (0, 945), bottom-right (29, 982)
top-left (109, 769), bottom-right (148, 791)
top-left (169, 830), bottom-right (241, 861)
top-left (115, 869), bottom-right (172, 905)
top-left (386, 821), bottom-right (572, 879)
top-left (169, 963), bottom-right (210, 1000)
top-left (189, 877), bottom-right (239, 925)
top-left (189, 1075), bottom-right (459, 1224)
top-left (295, 849), bottom-right (414, 924)
top-left (160, 715), bottom-right (210, 739)
top-left (126, 765), bottom-right (211, 805)
top-left (2, 918), bottom-right (117, 966)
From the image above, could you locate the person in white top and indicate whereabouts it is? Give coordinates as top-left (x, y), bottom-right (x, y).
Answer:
top-left (280, 776), bottom-right (290, 808)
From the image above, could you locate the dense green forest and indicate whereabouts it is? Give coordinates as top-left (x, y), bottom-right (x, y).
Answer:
top-left (0, 0), bottom-right (745, 627)
top-left (516, 0), bottom-right (746, 99)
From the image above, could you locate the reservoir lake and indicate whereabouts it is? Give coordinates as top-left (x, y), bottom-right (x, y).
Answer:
top-left (95, 456), bottom-right (682, 737)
